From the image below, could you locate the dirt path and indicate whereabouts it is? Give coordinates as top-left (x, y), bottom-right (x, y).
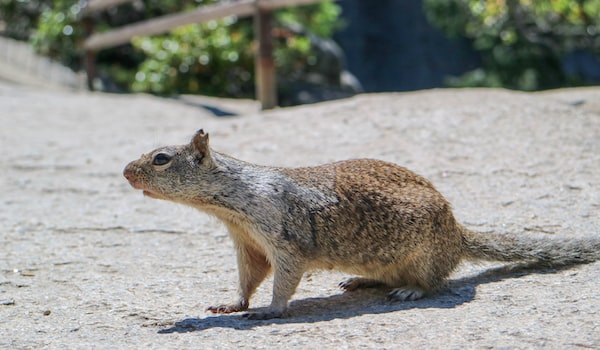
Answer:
top-left (1, 82), bottom-right (599, 349)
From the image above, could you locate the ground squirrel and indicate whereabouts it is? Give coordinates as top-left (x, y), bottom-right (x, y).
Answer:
top-left (123, 129), bottom-right (600, 320)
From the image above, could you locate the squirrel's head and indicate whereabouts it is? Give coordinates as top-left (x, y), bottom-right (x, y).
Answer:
top-left (123, 129), bottom-right (216, 202)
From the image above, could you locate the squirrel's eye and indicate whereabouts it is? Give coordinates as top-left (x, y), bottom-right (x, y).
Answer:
top-left (152, 153), bottom-right (171, 166)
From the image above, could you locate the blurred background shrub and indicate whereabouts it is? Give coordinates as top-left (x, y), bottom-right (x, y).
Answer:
top-left (0, 0), bottom-right (343, 99)
top-left (1, 0), bottom-right (599, 98)
top-left (424, 0), bottom-right (600, 90)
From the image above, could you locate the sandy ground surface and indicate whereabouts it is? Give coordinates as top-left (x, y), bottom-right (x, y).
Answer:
top-left (1, 81), bottom-right (599, 349)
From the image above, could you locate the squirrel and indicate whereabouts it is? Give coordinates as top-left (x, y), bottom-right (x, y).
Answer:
top-left (123, 129), bottom-right (600, 320)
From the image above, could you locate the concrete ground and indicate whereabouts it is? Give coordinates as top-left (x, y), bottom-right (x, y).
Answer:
top-left (1, 80), bottom-right (599, 349)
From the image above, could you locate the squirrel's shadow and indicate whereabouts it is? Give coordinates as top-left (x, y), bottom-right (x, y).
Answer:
top-left (158, 262), bottom-right (571, 333)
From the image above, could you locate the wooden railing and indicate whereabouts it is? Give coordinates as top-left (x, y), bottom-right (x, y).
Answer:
top-left (81, 0), bottom-right (328, 109)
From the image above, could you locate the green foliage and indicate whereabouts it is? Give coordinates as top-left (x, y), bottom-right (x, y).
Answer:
top-left (131, 1), bottom-right (341, 95)
top-left (131, 16), bottom-right (254, 95)
top-left (424, 0), bottom-right (600, 90)
top-left (0, 0), bottom-right (341, 97)
top-left (273, 2), bottom-right (341, 79)
top-left (0, 0), bottom-right (51, 40)
top-left (0, 0), bottom-right (84, 67)
top-left (29, 0), bottom-right (84, 69)
top-left (277, 1), bottom-right (341, 37)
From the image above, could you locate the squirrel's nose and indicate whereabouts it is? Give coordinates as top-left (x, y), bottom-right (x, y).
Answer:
top-left (123, 162), bottom-right (134, 180)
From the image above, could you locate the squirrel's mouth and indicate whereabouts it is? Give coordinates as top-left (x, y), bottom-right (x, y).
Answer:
top-left (127, 179), bottom-right (145, 191)
top-left (142, 190), bottom-right (161, 199)
top-left (123, 169), bottom-right (166, 199)
top-left (126, 179), bottom-right (163, 199)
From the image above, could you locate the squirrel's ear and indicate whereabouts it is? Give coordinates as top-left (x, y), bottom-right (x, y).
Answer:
top-left (191, 129), bottom-right (210, 154)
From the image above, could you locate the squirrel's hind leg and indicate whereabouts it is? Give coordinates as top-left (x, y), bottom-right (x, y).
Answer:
top-left (383, 262), bottom-right (449, 302)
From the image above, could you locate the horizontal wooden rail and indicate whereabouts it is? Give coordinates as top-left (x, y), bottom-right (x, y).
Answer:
top-left (82, 0), bottom-right (330, 109)
top-left (83, 0), bottom-right (324, 51)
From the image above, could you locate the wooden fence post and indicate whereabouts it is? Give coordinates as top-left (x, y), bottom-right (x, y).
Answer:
top-left (254, 8), bottom-right (277, 110)
top-left (82, 16), bottom-right (97, 91)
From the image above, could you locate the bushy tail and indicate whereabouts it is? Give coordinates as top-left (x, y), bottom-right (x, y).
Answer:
top-left (460, 226), bottom-right (600, 267)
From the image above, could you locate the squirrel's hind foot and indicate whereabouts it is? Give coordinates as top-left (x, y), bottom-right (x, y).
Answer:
top-left (386, 286), bottom-right (426, 301)
top-left (339, 277), bottom-right (386, 292)
top-left (241, 310), bottom-right (284, 320)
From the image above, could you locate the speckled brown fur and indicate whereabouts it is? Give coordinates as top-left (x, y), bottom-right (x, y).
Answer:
top-left (123, 129), bottom-right (600, 320)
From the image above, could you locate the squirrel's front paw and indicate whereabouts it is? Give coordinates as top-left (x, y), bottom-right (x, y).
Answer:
top-left (207, 304), bottom-right (245, 314)
top-left (207, 299), bottom-right (248, 314)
